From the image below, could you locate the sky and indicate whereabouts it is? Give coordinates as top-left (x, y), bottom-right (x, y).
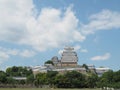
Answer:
top-left (0, 0), bottom-right (120, 71)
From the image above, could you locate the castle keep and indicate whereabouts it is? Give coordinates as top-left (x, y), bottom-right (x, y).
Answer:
top-left (52, 46), bottom-right (78, 67)
top-left (61, 47), bottom-right (78, 67)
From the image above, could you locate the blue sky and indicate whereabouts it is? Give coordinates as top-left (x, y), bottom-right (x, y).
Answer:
top-left (0, 0), bottom-right (120, 71)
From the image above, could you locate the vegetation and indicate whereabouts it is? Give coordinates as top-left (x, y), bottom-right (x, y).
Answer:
top-left (97, 70), bottom-right (120, 88)
top-left (0, 66), bottom-right (34, 86)
top-left (0, 66), bottom-right (120, 89)
top-left (0, 88), bottom-right (100, 90)
top-left (45, 60), bottom-right (54, 65)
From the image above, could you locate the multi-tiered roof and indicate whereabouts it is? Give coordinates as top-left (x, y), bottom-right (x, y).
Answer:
top-left (61, 46), bottom-right (78, 63)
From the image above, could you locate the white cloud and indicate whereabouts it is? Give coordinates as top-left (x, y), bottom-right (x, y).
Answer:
top-left (80, 49), bottom-right (88, 53)
top-left (0, 47), bottom-right (19, 56)
top-left (74, 45), bottom-right (81, 51)
top-left (58, 49), bottom-right (64, 55)
top-left (1, 1), bottom-right (120, 52)
top-left (24, 6), bottom-right (85, 51)
top-left (0, 1), bottom-right (85, 51)
top-left (0, 47), bottom-right (36, 64)
top-left (91, 53), bottom-right (111, 61)
top-left (82, 10), bottom-right (120, 35)
top-left (0, 51), bottom-right (9, 64)
top-left (20, 50), bottom-right (36, 58)
top-left (0, 0), bottom-right (34, 43)
top-left (7, 49), bottom-right (19, 56)
top-left (0, 51), bottom-right (9, 63)
top-left (73, 45), bottom-right (88, 53)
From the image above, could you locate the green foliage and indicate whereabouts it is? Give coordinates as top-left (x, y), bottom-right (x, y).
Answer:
top-left (54, 71), bottom-right (86, 88)
top-left (82, 64), bottom-right (90, 72)
top-left (47, 71), bottom-right (58, 87)
top-left (1, 66), bottom-right (34, 85)
top-left (6, 77), bottom-right (16, 84)
top-left (6, 66), bottom-right (32, 77)
top-left (113, 70), bottom-right (120, 82)
top-left (35, 73), bottom-right (47, 87)
top-left (0, 66), bottom-right (120, 88)
top-left (0, 71), bottom-right (7, 84)
top-left (27, 74), bottom-right (34, 84)
top-left (45, 60), bottom-right (54, 65)
top-left (86, 73), bottom-right (98, 88)
top-left (97, 70), bottom-right (120, 88)
top-left (82, 64), bottom-right (88, 70)
top-left (34, 71), bottom-right (58, 87)
top-left (54, 74), bottom-right (68, 88)
top-left (65, 71), bottom-right (86, 88)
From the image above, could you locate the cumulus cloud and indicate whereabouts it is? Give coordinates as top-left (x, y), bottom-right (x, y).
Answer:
top-left (25, 6), bottom-right (86, 51)
top-left (74, 45), bottom-right (81, 51)
top-left (0, 51), bottom-right (9, 64)
top-left (91, 53), bottom-right (111, 61)
top-left (80, 49), bottom-right (88, 53)
top-left (74, 45), bottom-right (88, 53)
top-left (0, 0), bottom-right (34, 43)
top-left (82, 10), bottom-right (120, 35)
top-left (0, 47), bottom-right (36, 64)
top-left (1, 0), bottom-right (120, 53)
top-left (0, 0), bottom-right (85, 51)
top-left (20, 50), bottom-right (36, 58)
top-left (58, 49), bottom-right (64, 55)
top-left (0, 47), bottom-right (19, 56)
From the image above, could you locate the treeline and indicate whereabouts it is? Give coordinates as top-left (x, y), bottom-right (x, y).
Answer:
top-left (97, 70), bottom-right (120, 89)
top-left (0, 66), bottom-right (120, 89)
top-left (0, 66), bottom-right (34, 86)
top-left (34, 71), bottom-right (88, 88)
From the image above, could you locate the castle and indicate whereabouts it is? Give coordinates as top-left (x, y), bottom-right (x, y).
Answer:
top-left (32, 46), bottom-right (110, 76)
top-left (52, 46), bottom-right (78, 67)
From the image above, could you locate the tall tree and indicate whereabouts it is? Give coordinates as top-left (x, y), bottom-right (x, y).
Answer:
top-left (0, 71), bottom-right (7, 84)
top-left (86, 73), bottom-right (98, 88)
top-left (45, 60), bottom-right (54, 65)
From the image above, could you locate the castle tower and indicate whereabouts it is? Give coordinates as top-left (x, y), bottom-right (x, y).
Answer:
top-left (61, 46), bottom-right (78, 67)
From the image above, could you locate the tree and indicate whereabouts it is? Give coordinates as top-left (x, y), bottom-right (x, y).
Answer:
top-left (113, 70), bottom-right (120, 82)
top-left (0, 71), bottom-right (7, 84)
top-left (46, 71), bottom-right (58, 87)
top-left (6, 66), bottom-right (33, 77)
top-left (54, 71), bottom-right (86, 88)
top-left (7, 77), bottom-right (16, 85)
top-left (82, 64), bottom-right (90, 72)
top-left (54, 74), bottom-right (68, 88)
top-left (86, 73), bottom-right (98, 88)
top-left (27, 74), bottom-right (34, 84)
top-left (102, 70), bottom-right (114, 83)
top-left (6, 66), bottom-right (34, 85)
top-left (97, 70), bottom-right (113, 88)
top-left (6, 67), bottom-right (12, 76)
top-left (64, 71), bottom-right (86, 88)
top-left (47, 71), bottom-right (58, 78)
top-left (35, 73), bottom-right (47, 87)
top-left (97, 70), bottom-right (120, 88)
top-left (45, 60), bottom-right (54, 65)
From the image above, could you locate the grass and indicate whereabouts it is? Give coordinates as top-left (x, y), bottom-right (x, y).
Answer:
top-left (0, 88), bottom-right (100, 90)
